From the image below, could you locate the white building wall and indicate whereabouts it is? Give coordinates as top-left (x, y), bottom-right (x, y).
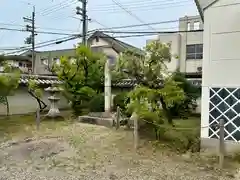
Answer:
top-left (186, 60), bottom-right (202, 73)
top-left (201, 0), bottom-right (240, 144)
top-left (148, 34), bottom-right (181, 72)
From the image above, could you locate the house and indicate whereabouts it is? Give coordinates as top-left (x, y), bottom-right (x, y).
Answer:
top-left (33, 31), bottom-right (144, 75)
top-left (0, 55), bottom-right (32, 73)
top-left (194, 0), bottom-right (240, 151)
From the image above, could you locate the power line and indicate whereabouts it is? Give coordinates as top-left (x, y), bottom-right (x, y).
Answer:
top-left (91, 18), bottom-right (109, 29)
top-left (0, 22), bottom-right (80, 33)
top-left (90, 1), bottom-right (193, 13)
top-left (100, 29), bottom-right (203, 34)
top-left (88, 17), bottom-right (200, 31)
top-left (39, 0), bottom-right (78, 16)
top-left (0, 27), bottom-right (79, 36)
top-left (91, 0), bottom-right (181, 8)
top-left (91, 0), bottom-right (190, 10)
top-left (3, 35), bottom-right (80, 55)
top-left (37, 0), bottom-right (76, 15)
top-left (0, 35), bottom-right (78, 51)
top-left (111, 0), bottom-right (155, 31)
top-left (0, 22), bottom-right (25, 28)
top-left (86, 29), bottom-right (203, 39)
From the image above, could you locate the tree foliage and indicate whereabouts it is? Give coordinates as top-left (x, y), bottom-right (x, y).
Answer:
top-left (53, 45), bottom-right (105, 115)
top-left (0, 59), bottom-right (47, 113)
top-left (113, 41), bottom-right (185, 125)
top-left (170, 71), bottom-right (201, 118)
top-left (0, 62), bottom-right (21, 115)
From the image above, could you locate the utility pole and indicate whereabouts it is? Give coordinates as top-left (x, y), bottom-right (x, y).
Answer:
top-left (76, 0), bottom-right (90, 45)
top-left (24, 6), bottom-right (36, 74)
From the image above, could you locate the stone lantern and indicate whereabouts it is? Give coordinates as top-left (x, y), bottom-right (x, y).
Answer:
top-left (45, 86), bottom-right (63, 119)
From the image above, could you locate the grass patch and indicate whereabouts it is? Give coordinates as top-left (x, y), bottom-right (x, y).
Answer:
top-left (140, 117), bottom-right (201, 153)
top-left (0, 111), bottom-right (73, 141)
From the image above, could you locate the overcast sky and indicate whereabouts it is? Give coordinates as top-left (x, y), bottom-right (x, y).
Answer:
top-left (0, 0), bottom-right (199, 53)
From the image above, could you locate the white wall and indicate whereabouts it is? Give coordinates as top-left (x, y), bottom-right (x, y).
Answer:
top-left (90, 37), bottom-right (119, 61)
top-left (0, 86), bottom-right (69, 115)
top-left (201, 0), bottom-right (240, 139)
top-left (203, 0), bottom-right (240, 87)
top-left (186, 60), bottom-right (202, 73)
top-left (149, 34), bottom-right (181, 72)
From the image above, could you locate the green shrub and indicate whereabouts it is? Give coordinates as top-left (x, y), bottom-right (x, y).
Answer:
top-left (71, 100), bottom-right (90, 116)
top-left (138, 115), bottom-right (200, 153)
top-left (113, 92), bottom-right (129, 111)
top-left (159, 127), bottom-right (200, 153)
top-left (88, 94), bottom-right (104, 112)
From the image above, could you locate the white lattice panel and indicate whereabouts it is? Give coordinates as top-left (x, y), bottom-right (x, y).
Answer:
top-left (209, 88), bottom-right (240, 142)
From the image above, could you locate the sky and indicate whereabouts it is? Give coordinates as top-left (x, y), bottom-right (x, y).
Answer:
top-left (0, 0), bottom-right (199, 53)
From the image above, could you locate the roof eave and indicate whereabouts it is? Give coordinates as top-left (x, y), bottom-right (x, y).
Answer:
top-left (194, 0), bottom-right (204, 22)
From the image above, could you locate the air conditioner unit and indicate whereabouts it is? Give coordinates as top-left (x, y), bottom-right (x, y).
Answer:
top-left (197, 66), bottom-right (202, 72)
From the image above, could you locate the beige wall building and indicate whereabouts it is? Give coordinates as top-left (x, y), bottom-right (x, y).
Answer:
top-left (148, 15), bottom-right (203, 75)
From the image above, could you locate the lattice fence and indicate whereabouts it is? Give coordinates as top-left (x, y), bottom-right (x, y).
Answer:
top-left (209, 87), bottom-right (240, 141)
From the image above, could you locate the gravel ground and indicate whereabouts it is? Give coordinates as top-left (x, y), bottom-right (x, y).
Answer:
top-left (0, 123), bottom-right (237, 180)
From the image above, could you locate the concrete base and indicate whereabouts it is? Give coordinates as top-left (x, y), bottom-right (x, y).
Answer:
top-left (42, 115), bottom-right (65, 121)
top-left (78, 116), bottom-right (114, 128)
top-left (201, 138), bottom-right (240, 154)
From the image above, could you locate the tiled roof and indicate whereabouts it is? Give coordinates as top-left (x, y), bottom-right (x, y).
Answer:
top-left (15, 74), bottom-right (62, 85)
top-left (19, 78), bottom-right (62, 85)
top-left (113, 79), bottom-right (202, 88)
top-left (3, 74), bottom-right (202, 87)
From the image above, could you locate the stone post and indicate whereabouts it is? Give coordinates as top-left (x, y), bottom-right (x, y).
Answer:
top-left (104, 58), bottom-right (111, 117)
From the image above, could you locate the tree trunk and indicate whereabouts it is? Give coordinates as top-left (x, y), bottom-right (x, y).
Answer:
top-left (160, 97), bottom-right (173, 125)
top-left (28, 91), bottom-right (47, 112)
top-left (5, 96), bottom-right (9, 116)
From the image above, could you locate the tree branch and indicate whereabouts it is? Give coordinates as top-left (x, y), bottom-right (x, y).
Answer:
top-left (28, 90), bottom-right (47, 112)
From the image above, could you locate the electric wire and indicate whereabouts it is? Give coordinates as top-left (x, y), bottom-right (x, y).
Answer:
top-left (92, 2), bottom-right (193, 14)
top-left (0, 27), bottom-right (79, 36)
top-left (40, 0), bottom-right (78, 17)
top-left (100, 29), bottom-right (203, 34)
top-left (0, 17), bottom-right (200, 33)
top-left (88, 17), bottom-right (200, 31)
top-left (111, 0), bottom-right (155, 31)
top-left (91, 0), bottom-right (187, 8)
top-left (37, 0), bottom-right (77, 16)
top-left (0, 22), bottom-right (79, 33)
top-left (90, 0), bottom-right (191, 11)
top-left (90, 18), bottom-right (109, 29)
top-left (3, 35), bottom-right (79, 55)
top-left (0, 35), bottom-right (78, 51)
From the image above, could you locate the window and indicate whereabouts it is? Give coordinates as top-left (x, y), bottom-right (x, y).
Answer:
top-left (187, 23), bottom-right (191, 31)
top-left (186, 44), bottom-right (203, 60)
top-left (19, 62), bottom-right (23, 67)
top-left (193, 21), bottom-right (200, 30)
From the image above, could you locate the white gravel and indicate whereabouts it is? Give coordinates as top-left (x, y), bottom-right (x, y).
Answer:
top-left (0, 123), bottom-right (237, 180)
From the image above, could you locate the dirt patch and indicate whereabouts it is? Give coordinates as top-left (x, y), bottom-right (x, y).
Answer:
top-left (0, 137), bottom-right (76, 171)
